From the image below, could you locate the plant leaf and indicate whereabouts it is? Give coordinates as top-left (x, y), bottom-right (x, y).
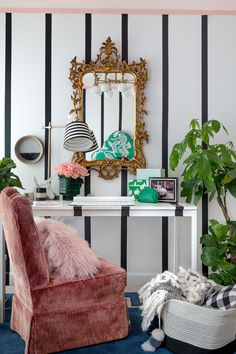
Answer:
top-left (169, 147), bottom-right (179, 171)
top-left (211, 120), bottom-right (221, 133)
top-left (224, 168), bottom-right (236, 184)
top-left (201, 246), bottom-right (224, 267)
top-left (211, 223), bottom-right (230, 241)
top-left (189, 119), bottom-right (200, 130)
top-left (208, 273), bottom-right (223, 285)
top-left (200, 234), bottom-right (218, 247)
top-left (226, 179), bottom-right (236, 197)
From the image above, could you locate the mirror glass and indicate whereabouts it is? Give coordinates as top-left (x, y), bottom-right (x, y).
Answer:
top-left (83, 72), bottom-right (136, 161)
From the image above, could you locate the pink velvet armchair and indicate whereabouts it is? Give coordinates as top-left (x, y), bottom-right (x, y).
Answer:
top-left (0, 187), bottom-right (129, 354)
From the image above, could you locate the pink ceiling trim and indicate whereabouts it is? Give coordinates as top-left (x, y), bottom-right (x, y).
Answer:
top-left (1, 8), bottom-right (236, 15)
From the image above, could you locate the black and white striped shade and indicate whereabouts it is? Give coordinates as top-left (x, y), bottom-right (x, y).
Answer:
top-left (86, 130), bottom-right (99, 153)
top-left (63, 121), bottom-right (93, 152)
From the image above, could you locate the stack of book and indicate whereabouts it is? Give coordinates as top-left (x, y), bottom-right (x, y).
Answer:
top-left (71, 196), bottom-right (135, 206)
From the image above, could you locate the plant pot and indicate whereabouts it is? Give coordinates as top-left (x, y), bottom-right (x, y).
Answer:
top-left (59, 177), bottom-right (83, 201)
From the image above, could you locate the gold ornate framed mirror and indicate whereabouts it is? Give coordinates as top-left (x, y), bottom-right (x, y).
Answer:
top-left (69, 37), bottom-right (148, 180)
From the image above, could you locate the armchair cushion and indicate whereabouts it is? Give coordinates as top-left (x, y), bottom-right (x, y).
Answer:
top-left (30, 258), bottom-right (127, 313)
top-left (35, 218), bottom-right (100, 280)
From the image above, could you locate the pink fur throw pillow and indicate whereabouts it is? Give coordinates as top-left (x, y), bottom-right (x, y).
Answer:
top-left (35, 218), bottom-right (100, 280)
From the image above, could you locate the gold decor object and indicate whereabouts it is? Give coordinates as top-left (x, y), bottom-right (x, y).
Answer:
top-left (69, 36), bottom-right (148, 180)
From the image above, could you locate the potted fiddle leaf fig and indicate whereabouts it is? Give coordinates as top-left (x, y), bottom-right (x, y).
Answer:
top-left (0, 157), bottom-right (23, 192)
top-left (169, 119), bottom-right (236, 285)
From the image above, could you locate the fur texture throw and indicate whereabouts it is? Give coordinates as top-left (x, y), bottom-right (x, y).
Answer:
top-left (35, 218), bottom-right (100, 280)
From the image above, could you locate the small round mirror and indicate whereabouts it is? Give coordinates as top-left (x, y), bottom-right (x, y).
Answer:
top-left (14, 135), bottom-right (44, 164)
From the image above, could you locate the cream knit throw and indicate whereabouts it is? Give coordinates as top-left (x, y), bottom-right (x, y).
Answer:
top-left (139, 267), bottom-right (213, 331)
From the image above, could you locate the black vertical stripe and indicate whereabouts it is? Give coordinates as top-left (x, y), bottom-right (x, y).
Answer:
top-left (121, 210), bottom-right (128, 269)
top-left (5, 13), bottom-right (11, 158)
top-left (45, 14), bottom-right (52, 180)
top-left (83, 89), bottom-right (86, 121)
top-left (85, 14), bottom-right (91, 62)
top-left (121, 170), bottom-right (127, 196)
top-left (202, 15), bottom-right (208, 276)
top-left (83, 13), bottom-right (91, 123)
top-left (119, 93), bottom-right (122, 131)
top-left (120, 14), bottom-right (128, 270)
top-left (162, 15), bottom-right (169, 175)
top-left (121, 13), bottom-right (128, 199)
top-left (120, 13), bottom-right (128, 134)
top-left (5, 13), bottom-right (12, 286)
top-left (202, 16), bottom-right (208, 125)
top-left (162, 15), bottom-right (169, 272)
top-left (84, 14), bottom-right (92, 245)
top-left (122, 14), bottom-right (128, 60)
top-left (101, 93), bottom-right (104, 146)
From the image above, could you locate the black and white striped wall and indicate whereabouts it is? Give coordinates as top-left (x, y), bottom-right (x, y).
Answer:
top-left (1, 13), bottom-right (236, 288)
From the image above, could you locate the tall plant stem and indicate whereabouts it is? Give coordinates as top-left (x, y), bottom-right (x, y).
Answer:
top-left (217, 194), bottom-right (230, 223)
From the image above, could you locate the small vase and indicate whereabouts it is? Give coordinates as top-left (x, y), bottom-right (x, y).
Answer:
top-left (59, 177), bottom-right (83, 201)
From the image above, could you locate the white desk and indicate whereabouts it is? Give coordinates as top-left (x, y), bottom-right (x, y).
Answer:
top-left (0, 201), bottom-right (197, 323)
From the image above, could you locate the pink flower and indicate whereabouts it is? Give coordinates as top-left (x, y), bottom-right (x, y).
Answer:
top-left (54, 162), bottom-right (89, 179)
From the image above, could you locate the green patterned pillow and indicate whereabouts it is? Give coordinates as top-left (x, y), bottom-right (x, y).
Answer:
top-left (92, 130), bottom-right (134, 160)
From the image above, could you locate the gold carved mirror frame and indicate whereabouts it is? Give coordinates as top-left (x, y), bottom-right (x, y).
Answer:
top-left (69, 37), bottom-right (148, 180)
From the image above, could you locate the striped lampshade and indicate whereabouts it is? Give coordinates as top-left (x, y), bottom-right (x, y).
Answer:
top-left (63, 121), bottom-right (93, 152)
top-left (86, 130), bottom-right (99, 153)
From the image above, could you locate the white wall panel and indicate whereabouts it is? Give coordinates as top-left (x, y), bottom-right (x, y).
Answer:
top-left (4, 11), bottom-right (236, 290)
top-left (11, 14), bottom-right (45, 193)
top-left (128, 15), bottom-right (163, 281)
top-left (90, 14), bottom-right (122, 265)
top-left (51, 14), bottom-right (86, 234)
top-left (51, 14), bottom-right (85, 195)
top-left (208, 16), bottom-right (236, 225)
top-left (129, 15), bottom-right (163, 170)
top-left (169, 15), bottom-right (202, 270)
top-left (0, 14), bottom-right (5, 158)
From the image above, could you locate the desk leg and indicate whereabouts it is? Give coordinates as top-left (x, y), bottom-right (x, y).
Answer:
top-left (0, 225), bottom-right (5, 323)
top-left (191, 211), bottom-right (198, 271)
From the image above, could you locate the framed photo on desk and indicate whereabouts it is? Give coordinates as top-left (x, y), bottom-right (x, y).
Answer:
top-left (149, 177), bottom-right (178, 203)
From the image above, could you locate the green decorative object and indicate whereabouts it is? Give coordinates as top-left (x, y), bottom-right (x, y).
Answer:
top-left (59, 177), bottom-right (83, 201)
top-left (138, 187), bottom-right (158, 203)
top-left (128, 179), bottom-right (148, 199)
top-left (92, 130), bottom-right (134, 160)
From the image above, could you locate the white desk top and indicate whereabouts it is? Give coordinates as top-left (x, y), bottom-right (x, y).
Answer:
top-left (32, 200), bottom-right (197, 217)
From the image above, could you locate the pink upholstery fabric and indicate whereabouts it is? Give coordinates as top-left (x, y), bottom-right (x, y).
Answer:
top-left (0, 188), bottom-right (129, 354)
top-left (0, 188), bottom-right (49, 311)
top-left (31, 258), bottom-right (127, 313)
top-left (35, 217), bottom-right (100, 280)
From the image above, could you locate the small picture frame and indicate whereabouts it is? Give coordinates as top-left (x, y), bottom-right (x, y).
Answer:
top-left (149, 177), bottom-right (178, 203)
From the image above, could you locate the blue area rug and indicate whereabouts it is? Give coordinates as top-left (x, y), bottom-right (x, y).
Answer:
top-left (0, 293), bottom-right (172, 354)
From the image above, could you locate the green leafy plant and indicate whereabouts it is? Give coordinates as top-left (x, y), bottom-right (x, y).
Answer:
top-left (0, 157), bottom-right (23, 191)
top-left (201, 220), bottom-right (236, 285)
top-left (169, 119), bottom-right (236, 285)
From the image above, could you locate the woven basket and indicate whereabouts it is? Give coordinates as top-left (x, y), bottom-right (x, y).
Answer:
top-left (162, 299), bottom-right (236, 354)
